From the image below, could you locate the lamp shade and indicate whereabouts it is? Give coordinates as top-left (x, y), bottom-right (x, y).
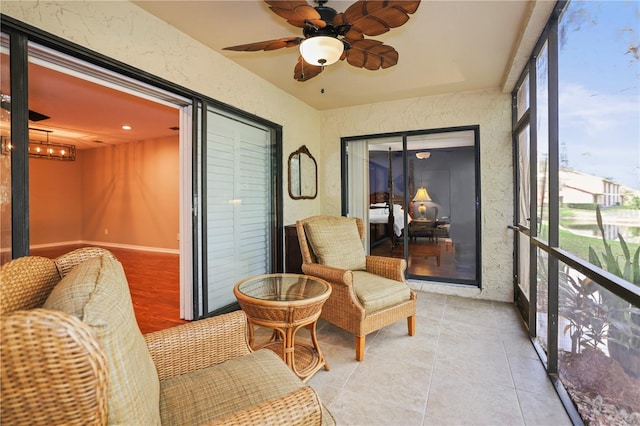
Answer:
top-left (299, 36), bottom-right (344, 66)
top-left (412, 187), bottom-right (431, 202)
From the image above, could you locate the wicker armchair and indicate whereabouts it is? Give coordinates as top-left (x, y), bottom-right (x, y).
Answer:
top-left (1, 247), bottom-right (333, 425)
top-left (296, 216), bottom-right (417, 361)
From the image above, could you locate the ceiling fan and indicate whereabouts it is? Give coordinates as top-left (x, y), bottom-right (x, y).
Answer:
top-left (223, 0), bottom-right (421, 82)
top-left (0, 94), bottom-right (50, 122)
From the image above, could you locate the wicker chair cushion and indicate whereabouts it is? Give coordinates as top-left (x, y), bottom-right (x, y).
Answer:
top-left (43, 255), bottom-right (161, 425)
top-left (159, 349), bottom-right (304, 425)
top-left (303, 217), bottom-right (366, 271)
top-left (352, 271), bottom-right (412, 314)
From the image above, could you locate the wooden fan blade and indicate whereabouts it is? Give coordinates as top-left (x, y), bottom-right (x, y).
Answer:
top-left (223, 37), bottom-right (303, 52)
top-left (294, 57), bottom-right (324, 81)
top-left (334, 0), bottom-right (420, 38)
top-left (344, 39), bottom-right (398, 70)
top-left (265, 0), bottom-right (326, 29)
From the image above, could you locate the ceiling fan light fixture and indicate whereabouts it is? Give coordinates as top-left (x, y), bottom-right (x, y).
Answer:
top-left (299, 36), bottom-right (343, 67)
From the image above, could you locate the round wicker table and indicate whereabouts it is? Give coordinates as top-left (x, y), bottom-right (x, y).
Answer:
top-left (233, 273), bottom-right (331, 382)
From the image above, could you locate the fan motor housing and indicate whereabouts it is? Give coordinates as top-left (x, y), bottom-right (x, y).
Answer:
top-left (315, 5), bottom-right (337, 24)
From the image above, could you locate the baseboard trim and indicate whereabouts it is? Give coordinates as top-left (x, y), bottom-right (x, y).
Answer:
top-left (30, 240), bottom-right (179, 255)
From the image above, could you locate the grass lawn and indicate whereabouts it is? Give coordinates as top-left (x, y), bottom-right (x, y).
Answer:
top-left (538, 218), bottom-right (639, 270)
top-left (548, 207), bottom-right (640, 268)
top-left (559, 228), bottom-right (639, 264)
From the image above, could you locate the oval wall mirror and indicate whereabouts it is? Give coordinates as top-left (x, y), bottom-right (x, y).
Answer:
top-left (288, 145), bottom-right (317, 200)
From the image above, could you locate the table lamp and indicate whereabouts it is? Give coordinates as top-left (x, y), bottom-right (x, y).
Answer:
top-left (412, 187), bottom-right (431, 218)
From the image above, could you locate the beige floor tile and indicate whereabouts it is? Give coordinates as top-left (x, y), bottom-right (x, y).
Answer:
top-left (446, 295), bottom-right (495, 310)
top-left (316, 322), bottom-right (364, 350)
top-left (516, 389), bottom-right (572, 425)
top-left (442, 303), bottom-right (500, 330)
top-left (502, 332), bottom-right (540, 359)
top-left (308, 341), bottom-right (359, 386)
top-left (438, 317), bottom-right (506, 344)
top-left (340, 353), bottom-right (432, 413)
top-left (366, 334), bottom-right (437, 369)
top-left (418, 301), bottom-right (446, 322)
top-left (434, 347), bottom-right (515, 389)
top-left (283, 292), bottom-right (574, 426)
top-left (508, 355), bottom-right (557, 395)
top-left (424, 371), bottom-right (525, 426)
top-left (416, 290), bottom-right (447, 306)
top-left (329, 387), bottom-right (425, 426)
top-left (437, 330), bottom-right (506, 359)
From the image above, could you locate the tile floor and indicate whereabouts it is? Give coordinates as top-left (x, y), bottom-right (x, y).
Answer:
top-left (299, 291), bottom-right (573, 426)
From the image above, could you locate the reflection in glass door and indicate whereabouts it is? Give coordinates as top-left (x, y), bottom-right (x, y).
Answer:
top-left (343, 127), bottom-right (480, 286)
top-left (199, 106), bottom-right (276, 317)
top-left (0, 33), bottom-right (11, 264)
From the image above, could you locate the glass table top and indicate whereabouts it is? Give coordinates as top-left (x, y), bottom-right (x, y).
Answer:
top-left (236, 274), bottom-right (329, 302)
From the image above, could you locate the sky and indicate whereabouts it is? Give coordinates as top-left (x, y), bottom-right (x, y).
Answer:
top-left (557, 0), bottom-right (640, 190)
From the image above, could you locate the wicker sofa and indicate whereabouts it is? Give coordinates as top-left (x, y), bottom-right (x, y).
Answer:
top-left (0, 247), bottom-right (334, 425)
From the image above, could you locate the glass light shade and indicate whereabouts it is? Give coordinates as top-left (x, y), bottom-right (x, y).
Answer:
top-left (412, 187), bottom-right (431, 202)
top-left (299, 36), bottom-right (344, 66)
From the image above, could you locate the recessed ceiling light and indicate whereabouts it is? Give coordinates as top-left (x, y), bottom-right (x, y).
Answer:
top-left (122, 125), bottom-right (132, 130)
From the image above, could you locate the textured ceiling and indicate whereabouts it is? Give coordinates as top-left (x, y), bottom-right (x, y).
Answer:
top-left (134, 0), bottom-right (555, 110)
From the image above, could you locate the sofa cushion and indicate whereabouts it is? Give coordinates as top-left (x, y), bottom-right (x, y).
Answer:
top-left (43, 255), bottom-right (161, 425)
top-left (159, 349), bottom-right (304, 425)
top-left (352, 271), bottom-right (412, 314)
top-left (304, 216), bottom-right (366, 271)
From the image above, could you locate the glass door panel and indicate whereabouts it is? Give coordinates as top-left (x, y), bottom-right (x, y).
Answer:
top-left (536, 247), bottom-right (549, 353)
top-left (0, 33), bottom-right (10, 264)
top-left (406, 131), bottom-right (477, 282)
top-left (517, 126), bottom-right (531, 301)
top-left (202, 107), bottom-right (274, 315)
top-left (344, 127), bottom-right (479, 286)
top-left (366, 137), bottom-right (404, 254)
top-left (536, 42), bottom-right (549, 242)
top-left (557, 2), bottom-right (639, 261)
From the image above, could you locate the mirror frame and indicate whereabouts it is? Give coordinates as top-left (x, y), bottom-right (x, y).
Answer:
top-left (288, 145), bottom-right (317, 200)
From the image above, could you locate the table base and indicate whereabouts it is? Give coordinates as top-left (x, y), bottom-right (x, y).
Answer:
top-left (259, 339), bottom-right (329, 382)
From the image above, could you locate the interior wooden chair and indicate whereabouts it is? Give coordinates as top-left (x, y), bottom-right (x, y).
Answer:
top-left (425, 205), bottom-right (439, 241)
top-left (296, 215), bottom-right (417, 361)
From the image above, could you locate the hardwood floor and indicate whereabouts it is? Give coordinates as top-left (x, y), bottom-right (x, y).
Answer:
top-left (29, 238), bottom-right (472, 334)
top-left (371, 237), bottom-right (475, 281)
top-left (30, 244), bottom-right (187, 334)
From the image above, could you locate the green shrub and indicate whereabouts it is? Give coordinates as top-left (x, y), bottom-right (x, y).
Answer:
top-left (563, 203), bottom-right (598, 210)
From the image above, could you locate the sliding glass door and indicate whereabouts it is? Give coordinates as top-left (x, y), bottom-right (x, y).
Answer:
top-left (196, 104), bottom-right (281, 317)
top-left (342, 127), bottom-right (481, 286)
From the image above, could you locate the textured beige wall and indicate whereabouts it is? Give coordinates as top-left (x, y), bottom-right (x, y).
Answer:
top-left (29, 156), bottom-right (83, 245)
top-left (319, 90), bottom-right (514, 302)
top-left (81, 137), bottom-right (179, 250)
top-left (29, 137), bottom-right (179, 250)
